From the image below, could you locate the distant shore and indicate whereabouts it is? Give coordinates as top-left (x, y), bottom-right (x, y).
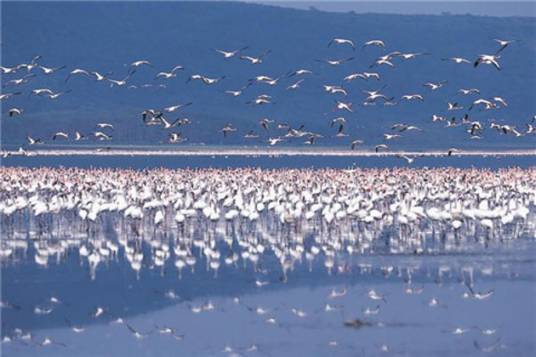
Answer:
top-left (3, 146), bottom-right (536, 157)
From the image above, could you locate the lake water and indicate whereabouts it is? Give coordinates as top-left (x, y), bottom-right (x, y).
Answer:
top-left (2, 152), bottom-right (535, 169)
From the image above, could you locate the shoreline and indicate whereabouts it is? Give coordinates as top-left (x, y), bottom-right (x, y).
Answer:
top-left (3, 147), bottom-right (536, 157)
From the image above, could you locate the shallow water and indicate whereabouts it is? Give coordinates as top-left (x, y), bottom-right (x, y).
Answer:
top-left (1, 235), bottom-right (535, 357)
top-left (2, 152), bottom-right (535, 169)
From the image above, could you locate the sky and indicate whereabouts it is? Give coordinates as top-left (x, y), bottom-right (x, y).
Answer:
top-left (247, 1), bottom-right (536, 17)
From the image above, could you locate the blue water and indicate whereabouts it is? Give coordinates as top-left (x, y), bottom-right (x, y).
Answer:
top-left (2, 153), bottom-right (535, 169)
top-left (1, 233), bottom-right (535, 356)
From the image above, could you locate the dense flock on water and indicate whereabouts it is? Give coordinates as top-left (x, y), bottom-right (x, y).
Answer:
top-left (0, 167), bottom-right (534, 279)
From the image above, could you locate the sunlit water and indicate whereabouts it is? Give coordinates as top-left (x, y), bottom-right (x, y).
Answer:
top-left (1, 154), bottom-right (535, 356)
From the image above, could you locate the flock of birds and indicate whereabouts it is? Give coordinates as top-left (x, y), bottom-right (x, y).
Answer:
top-left (1, 37), bottom-right (535, 159)
top-left (1, 166), bottom-right (534, 353)
top-left (1, 24), bottom-right (535, 355)
top-left (1, 166), bottom-right (534, 276)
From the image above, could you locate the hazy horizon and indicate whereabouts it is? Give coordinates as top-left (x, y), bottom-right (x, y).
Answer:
top-left (250, 1), bottom-right (536, 17)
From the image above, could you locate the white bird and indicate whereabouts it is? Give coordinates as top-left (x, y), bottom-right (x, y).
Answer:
top-left (423, 81), bottom-right (447, 90)
top-left (363, 72), bottom-right (380, 80)
top-left (401, 94), bottom-right (424, 101)
top-left (155, 65), bottom-right (184, 79)
top-left (344, 72), bottom-right (367, 82)
top-left (95, 131), bottom-right (112, 140)
top-left (324, 85), bottom-right (347, 96)
top-left (96, 123), bottom-right (114, 129)
top-left (221, 124), bottom-right (237, 137)
top-left (448, 102), bottom-right (463, 111)
top-left (398, 52), bottom-right (429, 60)
top-left (74, 131), bottom-right (85, 141)
top-left (130, 60), bottom-right (152, 68)
top-left (442, 57), bottom-right (471, 64)
top-left (469, 98), bottom-right (496, 111)
top-left (7, 108), bottom-right (23, 117)
top-left (287, 79), bottom-right (304, 90)
top-left (92, 71), bottom-right (109, 81)
top-left (0, 92), bottom-right (22, 101)
top-left (0, 65), bottom-right (18, 74)
top-left (214, 46), bottom-right (248, 58)
top-left (368, 289), bottom-right (386, 302)
top-left (169, 132), bottom-right (184, 143)
top-left (494, 38), bottom-right (517, 53)
top-left (474, 54), bottom-right (501, 70)
top-left (375, 144), bottom-right (388, 152)
top-left (244, 130), bottom-right (259, 139)
top-left (31, 88), bottom-right (54, 96)
top-left (492, 96), bottom-right (508, 107)
top-left (93, 307), bottom-right (105, 318)
top-left (328, 38), bottom-right (356, 50)
top-left (38, 337), bottom-right (66, 347)
top-left (247, 97), bottom-right (272, 105)
top-left (444, 327), bottom-right (470, 335)
top-left (65, 68), bottom-right (91, 82)
top-left (108, 75), bottom-right (131, 87)
top-left (363, 305), bottom-right (381, 315)
top-left (188, 74), bottom-right (225, 85)
top-left (329, 287), bottom-right (347, 298)
top-left (65, 319), bottom-right (85, 333)
top-left (4, 74), bottom-right (36, 86)
top-left (38, 65), bottom-right (66, 75)
top-left (47, 90), bottom-right (71, 100)
top-left (334, 100), bottom-right (353, 112)
top-left (287, 69), bottom-right (313, 77)
top-left (317, 57), bottom-right (355, 66)
top-left (268, 137), bottom-right (284, 146)
top-left (291, 308), bottom-right (307, 318)
top-left (240, 50), bottom-right (270, 64)
top-left (164, 102), bottom-right (192, 112)
top-left (397, 154), bottom-right (414, 164)
top-left (27, 136), bottom-right (43, 145)
top-left (126, 323), bottom-right (152, 339)
top-left (351, 139), bottom-right (364, 150)
top-left (384, 134), bottom-right (401, 140)
top-left (259, 117), bottom-right (274, 130)
top-left (52, 132), bottom-right (69, 140)
top-left (363, 40), bottom-right (385, 48)
top-left (458, 88), bottom-right (480, 95)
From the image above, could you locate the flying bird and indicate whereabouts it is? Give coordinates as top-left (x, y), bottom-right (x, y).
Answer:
top-left (350, 139), bottom-right (364, 150)
top-left (474, 54), bottom-right (501, 70)
top-left (442, 57), bottom-right (471, 64)
top-left (214, 46), bottom-right (248, 58)
top-left (240, 50), bottom-right (271, 64)
top-left (363, 40), bottom-right (385, 49)
top-left (221, 124), bottom-right (237, 137)
top-left (287, 69), bottom-right (313, 77)
top-left (95, 131), bottom-right (112, 140)
top-left (494, 39), bottom-right (517, 54)
top-left (287, 79), bottom-right (305, 90)
top-left (164, 102), bottom-right (192, 112)
top-left (52, 132), bottom-right (69, 140)
top-left (8, 108), bottom-right (23, 117)
top-left (65, 68), bottom-right (91, 82)
top-left (316, 57), bottom-right (355, 66)
top-left (328, 38), bottom-right (356, 50)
